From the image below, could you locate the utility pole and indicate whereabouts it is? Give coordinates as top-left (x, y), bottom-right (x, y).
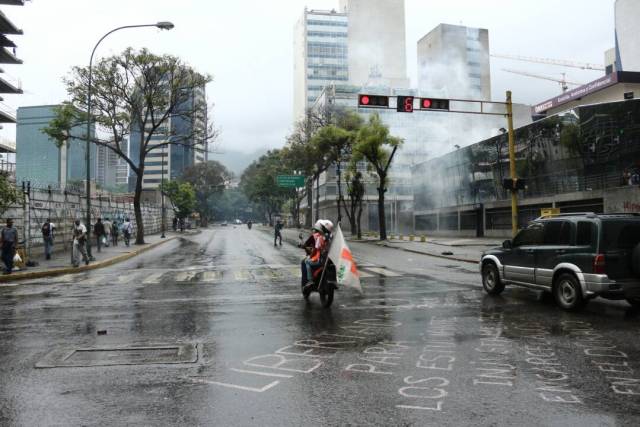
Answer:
top-left (506, 91), bottom-right (518, 237)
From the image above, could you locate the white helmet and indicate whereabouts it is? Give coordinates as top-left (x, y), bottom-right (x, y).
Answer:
top-left (313, 220), bottom-right (324, 232)
top-left (320, 219), bottom-right (334, 234)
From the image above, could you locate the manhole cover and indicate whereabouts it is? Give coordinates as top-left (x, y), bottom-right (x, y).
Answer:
top-left (36, 343), bottom-right (198, 368)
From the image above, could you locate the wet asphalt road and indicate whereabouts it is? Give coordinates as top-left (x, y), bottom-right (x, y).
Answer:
top-left (1, 226), bottom-right (639, 426)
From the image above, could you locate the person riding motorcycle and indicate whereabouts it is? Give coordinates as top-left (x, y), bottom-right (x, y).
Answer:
top-left (301, 219), bottom-right (333, 290)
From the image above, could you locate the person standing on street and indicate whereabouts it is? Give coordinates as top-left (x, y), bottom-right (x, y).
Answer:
top-left (0, 218), bottom-right (18, 274)
top-left (121, 218), bottom-right (133, 247)
top-left (41, 218), bottom-right (56, 260)
top-left (94, 218), bottom-right (105, 253)
top-left (172, 217), bottom-right (178, 232)
top-left (72, 220), bottom-right (89, 267)
top-left (103, 218), bottom-right (112, 247)
top-left (274, 219), bottom-right (283, 247)
top-left (111, 219), bottom-right (119, 246)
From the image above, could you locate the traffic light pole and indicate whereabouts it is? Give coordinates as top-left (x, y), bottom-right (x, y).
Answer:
top-left (506, 91), bottom-right (518, 237)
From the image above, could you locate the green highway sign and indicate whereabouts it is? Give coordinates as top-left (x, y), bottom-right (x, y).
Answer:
top-left (277, 175), bottom-right (306, 188)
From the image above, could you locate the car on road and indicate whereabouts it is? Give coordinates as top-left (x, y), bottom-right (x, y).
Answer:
top-left (221, 221), bottom-right (228, 227)
top-left (480, 213), bottom-right (640, 311)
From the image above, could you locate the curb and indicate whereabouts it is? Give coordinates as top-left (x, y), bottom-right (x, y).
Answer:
top-left (0, 236), bottom-right (178, 283)
top-left (355, 239), bottom-right (479, 265)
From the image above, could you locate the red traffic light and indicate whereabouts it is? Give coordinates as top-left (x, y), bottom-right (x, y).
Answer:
top-left (420, 98), bottom-right (449, 111)
top-left (397, 96), bottom-right (414, 113)
top-left (358, 94), bottom-right (389, 108)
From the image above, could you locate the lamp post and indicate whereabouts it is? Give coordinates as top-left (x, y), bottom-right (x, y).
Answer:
top-left (161, 150), bottom-right (166, 238)
top-left (85, 21), bottom-right (174, 259)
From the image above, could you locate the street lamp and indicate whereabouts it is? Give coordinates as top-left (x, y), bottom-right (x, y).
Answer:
top-left (85, 22), bottom-right (174, 259)
top-left (161, 150), bottom-right (166, 238)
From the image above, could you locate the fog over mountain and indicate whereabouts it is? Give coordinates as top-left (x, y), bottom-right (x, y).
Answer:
top-left (208, 147), bottom-right (269, 177)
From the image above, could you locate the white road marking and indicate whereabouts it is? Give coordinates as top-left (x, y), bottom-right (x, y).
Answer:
top-left (189, 377), bottom-right (280, 393)
top-left (174, 272), bottom-right (196, 282)
top-left (142, 272), bottom-right (165, 284)
top-left (230, 368), bottom-right (293, 378)
top-left (199, 271), bottom-right (223, 282)
top-left (363, 267), bottom-right (401, 277)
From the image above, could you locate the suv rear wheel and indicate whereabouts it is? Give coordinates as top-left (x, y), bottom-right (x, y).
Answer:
top-left (554, 273), bottom-right (586, 311)
top-left (482, 263), bottom-right (505, 295)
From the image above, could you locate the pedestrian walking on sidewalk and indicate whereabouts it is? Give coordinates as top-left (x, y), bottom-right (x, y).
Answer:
top-left (111, 219), bottom-right (119, 246)
top-left (103, 218), bottom-right (112, 247)
top-left (41, 218), bottom-right (56, 260)
top-left (72, 220), bottom-right (89, 267)
top-left (0, 218), bottom-right (18, 274)
top-left (121, 218), bottom-right (133, 247)
top-left (94, 218), bottom-right (106, 253)
top-left (172, 217), bottom-right (178, 232)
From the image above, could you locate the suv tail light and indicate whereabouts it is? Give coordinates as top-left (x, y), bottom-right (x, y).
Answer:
top-left (593, 254), bottom-right (606, 274)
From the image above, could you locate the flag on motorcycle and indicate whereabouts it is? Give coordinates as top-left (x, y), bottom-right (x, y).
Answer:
top-left (328, 224), bottom-right (363, 294)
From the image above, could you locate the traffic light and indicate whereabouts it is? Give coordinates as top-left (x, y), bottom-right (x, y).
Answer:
top-left (420, 98), bottom-right (450, 111)
top-left (502, 178), bottom-right (527, 191)
top-left (358, 94), bottom-right (389, 108)
top-left (396, 96), bottom-right (414, 113)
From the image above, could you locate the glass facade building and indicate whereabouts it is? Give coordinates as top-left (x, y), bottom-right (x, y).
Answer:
top-left (412, 99), bottom-right (640, 235)
top-left (293, 9), bottom-right (348, 120)
top-left (16, 105), bottom-right (95, 189)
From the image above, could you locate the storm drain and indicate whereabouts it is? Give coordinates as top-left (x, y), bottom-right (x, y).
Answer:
top-left (35, 343), bottom-right (198, 368)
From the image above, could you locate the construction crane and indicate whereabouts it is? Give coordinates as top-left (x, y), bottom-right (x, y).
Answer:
top-left (492, 53), bottom-right (605, 71)
top-left (502, 68), bottom-right (583, 92)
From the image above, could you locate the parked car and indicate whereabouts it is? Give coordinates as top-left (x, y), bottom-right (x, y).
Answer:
top-left (480, 213), bottom-right (640, 311)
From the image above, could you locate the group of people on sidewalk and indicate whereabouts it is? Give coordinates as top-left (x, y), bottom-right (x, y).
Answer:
top-left (69, 217), bottom-right (133, 267)
top-left (0, 217), bottom-right (135, 274)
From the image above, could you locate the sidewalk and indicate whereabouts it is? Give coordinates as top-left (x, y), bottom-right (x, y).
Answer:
top-left (0, 231), bottom-right (193, 283)
top-left (272, 226), bottom-right (497, 264)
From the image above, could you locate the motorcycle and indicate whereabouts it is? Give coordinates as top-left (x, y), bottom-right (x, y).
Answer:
top-left (301, 259), bottom-right (337, 308)
top-left (300, 234), bottom-right (337, 308)
top-left (247, 221), bottom-right (252, 230)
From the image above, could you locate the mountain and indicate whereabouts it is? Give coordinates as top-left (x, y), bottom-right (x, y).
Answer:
top-left (208, 147), bottom-right (269, 177)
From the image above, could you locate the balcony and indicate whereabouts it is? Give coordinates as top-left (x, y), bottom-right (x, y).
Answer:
top-left (0, 10), bottom-right (22, 35)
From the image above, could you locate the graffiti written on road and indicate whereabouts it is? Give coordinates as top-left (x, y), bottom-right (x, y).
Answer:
top-left (193, 315), bottom-right (399, 393)
top-left (563, 320), bottom-right (640, 397)
top-left (396, 316), bottom-right (457, 412)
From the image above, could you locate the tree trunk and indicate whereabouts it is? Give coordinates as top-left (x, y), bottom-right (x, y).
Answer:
top-left (314, 174), bottom-right (320, 223)
top-left (336, 163), bottom-right (343, 224)
top-left (377, 172), bottom-right (387, 241)
top-left (133, 172), bottom-right (145, 245)
top-left (305, 180), bottom-right (313, 227)
top-left (356, 201), bottom-right (363, 240)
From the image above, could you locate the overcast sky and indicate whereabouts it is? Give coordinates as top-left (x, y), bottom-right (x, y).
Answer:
top-left (0, 0), bottom-right (616, 154)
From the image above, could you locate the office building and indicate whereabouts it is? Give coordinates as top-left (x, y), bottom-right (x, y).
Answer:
top-left (339, 0), bottom-right (408, 88)
top-left (115, 139), bottom-right (129, 187)
top-left (130, 84), bottom-right (207, 190)
top-left (615, 0), bottom-right (640, 72)
top-left (0, 1), bottom-right (25, 126)
top-left (16, 105), bottom-right (95, 188)
top-left (417, 24), bottom-right (491, 100)
top-left (293, 8), bottom-right (348, 121)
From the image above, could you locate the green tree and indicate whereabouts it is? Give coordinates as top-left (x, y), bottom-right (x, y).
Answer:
top-left (182, 160), bottom-right (231, 225)
top-left (163, 180), bottom-right (197, 219)
top-left (344, 169), bottom-right (365, 238)
top-left (240, 150), bottom-right (291, 224)
top-left (0, 173), bottom-right (20, 216)
top-left (44, 47), bottom-right (214, 244)
top-left (352, 113), bottom-right (403, 241)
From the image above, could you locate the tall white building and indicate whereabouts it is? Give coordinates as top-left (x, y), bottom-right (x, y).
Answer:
top-left (417, 24), bottom-right (491, 100)
top-left (339, 0), bottom-right (408, 88)
top-left (293, 8), bottom-right (349, 121)
top-left (615, 0), bottom-right (640, 72)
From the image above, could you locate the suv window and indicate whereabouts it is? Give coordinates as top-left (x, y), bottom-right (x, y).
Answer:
top-left (513, 223), bottom-right (543, 246)
top-left (542, 221), bottom-right (571, 245)
top-left (576, 221), bottom-right (595, 246)
top-left (601, 220), bottom-right (640, 251)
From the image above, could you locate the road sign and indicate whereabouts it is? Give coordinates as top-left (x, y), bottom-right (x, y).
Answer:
top-left (277, 175), bottom-right (305, 188)
top-left (541, 208), bottom-right (561, 217)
